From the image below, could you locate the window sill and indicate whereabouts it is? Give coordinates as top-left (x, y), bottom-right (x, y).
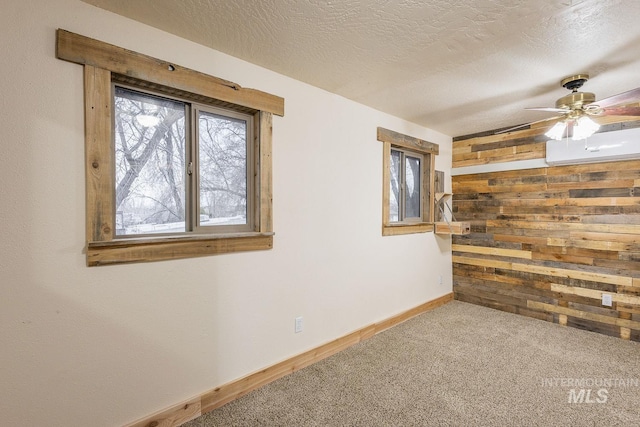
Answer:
top-left (382, 222), bottom-right (434, 236)
top-left (86, 232), bottom-right (274, 266)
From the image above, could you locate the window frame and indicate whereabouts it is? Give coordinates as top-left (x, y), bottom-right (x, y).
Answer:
top-left (56, 29), bottom-right (284, 266)
top-left (377, 127), bottom-right (438, 236)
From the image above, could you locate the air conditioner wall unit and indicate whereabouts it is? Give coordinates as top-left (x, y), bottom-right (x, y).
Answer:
top-left (546, 126), bottom-right (640, 166)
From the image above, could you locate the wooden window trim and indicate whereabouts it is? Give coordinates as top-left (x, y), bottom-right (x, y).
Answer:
top-left (56, 30), bottom-right (284, 116)
top-left (377, 127), bottom-right (438, 236)
top-left (57, 30), bottom-right (283, 266)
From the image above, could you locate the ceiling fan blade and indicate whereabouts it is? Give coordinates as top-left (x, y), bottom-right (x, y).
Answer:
top-left (525, 107), bottom-right (568, 113)
top-left (601, 106), bottom-right (640, 116)
top-left (590, 86), bottom-right (640, 109)
top-left (495, 115), bottom-right (563, 134)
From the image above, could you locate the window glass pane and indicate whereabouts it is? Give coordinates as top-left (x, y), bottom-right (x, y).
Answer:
top-left (198, 111), bottom-right (248, 226)
top-left (389, 149), bottom-right (401, 222)
top-left (114, 87), bottom-right (187, 235)
top-left (405, 155), bottom-right (421, 218)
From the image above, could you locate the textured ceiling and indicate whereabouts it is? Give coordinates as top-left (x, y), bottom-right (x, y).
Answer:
top-left (81, 0), bottom-right (640, 137)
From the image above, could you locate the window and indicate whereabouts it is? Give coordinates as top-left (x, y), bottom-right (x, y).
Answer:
top-left (114, 86), bottom-right (253, 236)
top-left (56, 29), bottom-right (284, 265)
top-left (389, 148), bottom-right (423, 222)
top-left (377, 127), bottom-right (439, 236)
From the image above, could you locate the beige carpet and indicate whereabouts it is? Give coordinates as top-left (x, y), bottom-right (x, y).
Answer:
top-left (183, 301), bottom-right (640, 426)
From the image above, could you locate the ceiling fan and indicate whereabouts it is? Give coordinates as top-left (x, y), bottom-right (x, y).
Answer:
top-left (498, 74), bottom-right (640, 140)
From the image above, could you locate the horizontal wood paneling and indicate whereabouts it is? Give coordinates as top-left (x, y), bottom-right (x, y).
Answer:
top-left (452, 127), bottom-right (640, 341)
top-left (453, 118), bottom-right (640, 168)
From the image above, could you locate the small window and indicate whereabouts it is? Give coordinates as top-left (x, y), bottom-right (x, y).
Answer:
top-left (114, 86), bottom-right (253, 236)
top-left (390, 148), bottom-right (423, 223)
top-left (377, 127), bottom-right (438, 236)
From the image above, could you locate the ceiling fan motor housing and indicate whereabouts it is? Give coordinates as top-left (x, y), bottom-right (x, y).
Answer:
top-left (556, 73), bottom-right (596, 111)
top-left (556, 91), bottom-right (596, 110)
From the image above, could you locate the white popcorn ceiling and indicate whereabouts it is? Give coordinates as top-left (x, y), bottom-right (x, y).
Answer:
top-left (81, 0), bottom-right (640, 137)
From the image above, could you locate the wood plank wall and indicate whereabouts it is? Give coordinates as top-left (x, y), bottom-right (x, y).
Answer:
top-left (452, 120), bottom-right (640, 341)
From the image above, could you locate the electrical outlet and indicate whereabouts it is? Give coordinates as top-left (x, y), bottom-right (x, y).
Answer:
top-left (439, 275), bottom-right (443, 285)
top-left (602, 294), bottom-right (612, 307)
top-left (295, 316), bottom-right (303, 333)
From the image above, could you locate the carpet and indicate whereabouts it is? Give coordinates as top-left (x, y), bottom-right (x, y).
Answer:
top-left (183, 301), bottom-right (640, 426)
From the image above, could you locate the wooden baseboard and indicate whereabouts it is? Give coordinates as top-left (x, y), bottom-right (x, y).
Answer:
top-left (123, 292), bottom-right (453, 427)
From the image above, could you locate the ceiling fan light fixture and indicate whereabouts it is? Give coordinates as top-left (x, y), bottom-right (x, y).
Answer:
top-left (545, 122), bottom-right (567, 141)
top-left (572, 115), bottom-right (600, 141)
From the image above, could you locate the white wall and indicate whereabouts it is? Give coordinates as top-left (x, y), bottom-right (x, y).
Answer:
top-left (0, 0), bottom-right (452, 425)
